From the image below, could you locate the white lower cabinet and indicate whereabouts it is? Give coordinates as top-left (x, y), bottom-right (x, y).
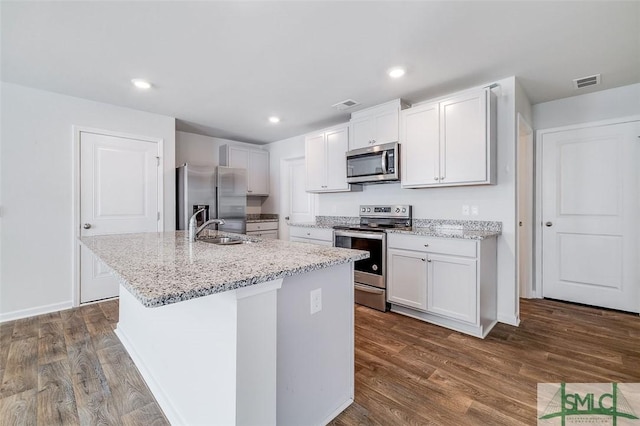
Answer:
top-left (289, 226), bottom-right (334, 246)
top-left (387, 233), bottom-right (497, 338)
top-left (246, 221), bottom-right (278, 239)
top-left (387, 248), bottom-right (428, 311)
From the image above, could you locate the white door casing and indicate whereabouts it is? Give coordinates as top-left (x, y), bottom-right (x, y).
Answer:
top-left (517, 114), bottom-right (534, 299)
top-left (281, 157), bottom-right (315, 240)
top-left (540, 121), bottom-right (639, 312)
top-left (77, 129), bottom-right (162, 304)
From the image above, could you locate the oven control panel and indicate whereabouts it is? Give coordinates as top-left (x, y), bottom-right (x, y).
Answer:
top-left (359, 205), bottom-right (412, 219)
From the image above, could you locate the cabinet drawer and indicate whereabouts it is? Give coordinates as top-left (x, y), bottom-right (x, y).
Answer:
top-left (290, 236), bottom-right (333, 247)
top-left (246, 221), bottom-right (278, 232)
top-left (247, 230), bottom-right (278, 239)
top-left (387, 233), bottom-right (476, 257)
top-left (289, 226), bottom-right (333, 242)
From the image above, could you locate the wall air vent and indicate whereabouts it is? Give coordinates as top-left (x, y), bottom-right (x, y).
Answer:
top-left (573, 74), bottom-right (601, 89)
top-left (332, 99), bottom-right (360, 111)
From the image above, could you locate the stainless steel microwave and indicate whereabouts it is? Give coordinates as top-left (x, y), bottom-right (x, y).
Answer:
top-left (346, 142), bottom-right (399, 184)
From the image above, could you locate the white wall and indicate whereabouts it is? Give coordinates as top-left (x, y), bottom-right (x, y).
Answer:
top-left (176, 131), bottom-right (266, 214)
top-left (533, 83), bottom-right (640, 130)
top-left (266, 77), bottom-right (521, 325)
top-left (0, 82), bottom-right (176, 320)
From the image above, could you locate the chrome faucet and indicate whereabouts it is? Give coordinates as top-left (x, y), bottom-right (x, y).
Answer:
top-left (188, 208), bottom-right (226, 242)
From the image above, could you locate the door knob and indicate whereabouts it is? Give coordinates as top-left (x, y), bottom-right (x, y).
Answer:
top-left (83, 223), bottom-right (92, 229)
top-left (545, 222), bottom-right (553, 227)
top-left (285, 216), bottom-right (290, 220)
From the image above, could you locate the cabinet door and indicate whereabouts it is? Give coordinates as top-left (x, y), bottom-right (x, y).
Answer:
top-left (427, 254), bottom-right (477, 323)
top-left (387, 248), bottom-right (428, 311)
top-left (439, 90), bottom-right (488, 185)
top-left (248, 150), bottom-right (270, 195)
top-left (305, 133), bottom-right (326, 191)
top-left (227, 146), bottom-right (249, 170)
top-left (325, 127), bottom-right (350, 191)
top-left (349, 117), bottom-right (374, 150)
top-left (401, 102), bottom-right (440, 187)
top-left (374, 108), bottom-right (399, 145)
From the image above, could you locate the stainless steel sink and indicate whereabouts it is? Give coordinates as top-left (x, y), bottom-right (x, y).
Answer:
top-left (199, 236), bottom-right (245, 245)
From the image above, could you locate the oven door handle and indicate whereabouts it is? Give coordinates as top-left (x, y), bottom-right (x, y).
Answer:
top-left (355, 284), bottom-right (384, 295)
top-left (381, 150), bottom-right (388, 175)
top-left (334, 231), bottom-right (384, 240)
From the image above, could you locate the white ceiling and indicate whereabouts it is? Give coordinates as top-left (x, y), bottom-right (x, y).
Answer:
top-left (2, 1), bottom-right (639, 144)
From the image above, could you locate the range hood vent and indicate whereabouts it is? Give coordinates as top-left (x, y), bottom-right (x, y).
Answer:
top-left (332, 99), bottom-right (360, 111)
top-left (573, 74), bottom-right (601, 89)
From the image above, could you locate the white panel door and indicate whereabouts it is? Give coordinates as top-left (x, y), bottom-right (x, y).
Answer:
top-left (427, 254), bottom-right (477, 323)
top-left (542, 121), bottom-right (639, 312)
top-left (248, 150), bottom-right (270, 195)
top-left (80, 131), bottom-right (161, 303)
top-left (285, 158), bottom-right (315, 222)
top-left (325, 127), bottom-right (349, 191)
top-left (305, 133), bottom-right (326, 191)
top-left (387, 248), bottom-right (428, 311)
top-left (401, 102), bottom-right (439, 187)
top-left (373, 108), bottom-right (399, 145)
top-left (349, 117), bottom-right (374, 150)
top-left (439, 90), bottom-right (487, 184)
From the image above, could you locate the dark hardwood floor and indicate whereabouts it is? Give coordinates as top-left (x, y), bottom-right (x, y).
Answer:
top-left (1, 298), bottom-right (638, 425)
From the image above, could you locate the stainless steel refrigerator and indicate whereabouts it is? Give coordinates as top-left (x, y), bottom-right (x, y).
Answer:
top-left (176, 164), bottom-right (247, 234)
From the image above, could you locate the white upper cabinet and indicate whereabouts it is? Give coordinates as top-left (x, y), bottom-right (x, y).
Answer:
top-left (219, 145), bottom-right (270, 195)
top-left (305, 125), bottom-right (358, 193)
top-left (401, 101), bottom-right (440, 187)
top-left (401, 88), bottom-right (496, 188)
top-left (349, 99), bottom-right (408, 150)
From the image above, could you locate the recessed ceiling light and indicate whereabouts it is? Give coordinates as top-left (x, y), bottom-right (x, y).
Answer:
top-left (131, 79), bottom-right (152, 89)
top-left (388, 67), bottom-right (406, 78)
top-left (268, 116), bottom-right (280, 124)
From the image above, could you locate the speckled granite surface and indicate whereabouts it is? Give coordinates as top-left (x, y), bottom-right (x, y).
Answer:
top-left (387, 227), bottom-right (500, 240)
top-left (288, 216), bottom-right (358, 229)
top-left (80, 230), bottom-right (368, 308)
top-left (389, 219), bottom-right (502, 240)
top-left (288, 216), bottom-right (501, 240)
top-left (246, 214), bottom-right (279, 223)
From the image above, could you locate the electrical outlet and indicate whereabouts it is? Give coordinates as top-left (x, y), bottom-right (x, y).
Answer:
top-left (471, 205), bottom-right (479, 216)
top-left (310, 288), bottom-right (322, 314)
top-left (462, 205), bottom-right (470, 216)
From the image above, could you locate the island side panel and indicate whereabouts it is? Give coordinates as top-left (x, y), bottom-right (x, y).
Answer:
top-left (115, 280), bottom-right (282, 426)
top-left (276, 262), bottom-right (355, 425)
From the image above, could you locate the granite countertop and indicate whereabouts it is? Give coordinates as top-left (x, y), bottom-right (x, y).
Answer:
top-left (246, 214), bottom-right (279, 223)
top-left (287, 222), bottom-right (336, 229)
top-left (80, 231), bottom-right (369, 308)
top-left (386, 227), bottom-right (500, 240)
top-left (288, 217), bottom-right (501, 240)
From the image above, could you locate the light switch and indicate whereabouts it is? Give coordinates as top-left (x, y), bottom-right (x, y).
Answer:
top-left (471, 205), bottom-right (479, 216)
top-left (462, 205), bottom-right (470, 216)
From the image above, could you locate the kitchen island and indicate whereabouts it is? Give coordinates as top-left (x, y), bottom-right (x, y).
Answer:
top-left (80, 231), bottom-right (368, 426)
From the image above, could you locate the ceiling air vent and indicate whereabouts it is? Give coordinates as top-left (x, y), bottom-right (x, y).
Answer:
top-left (573, 74), bottom-right (601, 89)
top-left (332, 99), bottom-right (360, 111)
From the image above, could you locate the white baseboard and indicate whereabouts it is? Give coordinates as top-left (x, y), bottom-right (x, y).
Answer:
top-left (497, 313), bottom-right (520, 326)
top-left (0, 301), bottom-right (73, 323)
top-left (321, 398), bottom-right (353, 426)
top-left (115, 326), bottom-right (183, 425)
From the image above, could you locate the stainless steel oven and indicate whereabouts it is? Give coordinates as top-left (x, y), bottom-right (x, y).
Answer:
top-left (334, 229), bottom-right (387, 310)
top-left (334, 205), bottom-right (412, 311)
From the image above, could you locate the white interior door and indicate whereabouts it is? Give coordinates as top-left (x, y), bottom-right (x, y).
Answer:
top-left (541, 121), bottom-right (639, 312)
top-left (281, 157), bottom-right (315, 240)
top-left (80, 131), bottom-right (161, 303)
